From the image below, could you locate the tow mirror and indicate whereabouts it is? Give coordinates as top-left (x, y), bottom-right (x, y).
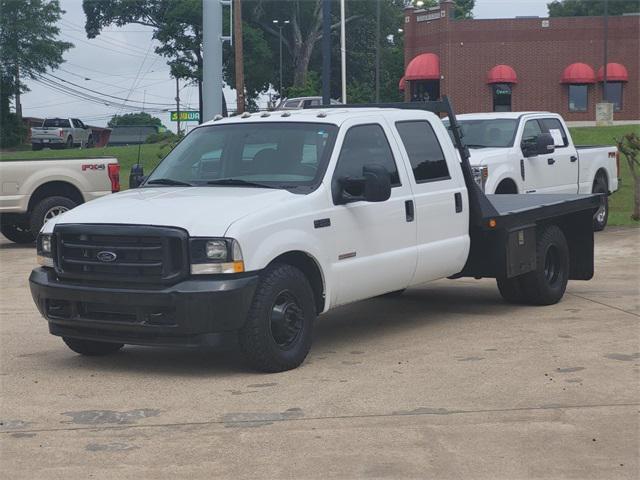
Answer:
top-left (523, 133), bottom-right (555, 157)
top-left (129, 164), bottom-right (145, 188)
top-left (334, 164), bottom-right (391, 205)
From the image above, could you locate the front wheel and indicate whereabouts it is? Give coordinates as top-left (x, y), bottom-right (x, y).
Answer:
top-left (63, 337), bottom-right (123, 356)
top-left (592, 175), bottom-right (609, 232)
top-left (29, 196), bottom-right (77, 234)
top-left (239, 264), bottom-right (316, 372)
top-left (519, 225), bottom-right (569, 306)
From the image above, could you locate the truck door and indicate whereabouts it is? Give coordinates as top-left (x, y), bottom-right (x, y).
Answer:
top-left (392, 119), bottom-right (470, 283)
top-left (329, 122), bottom-right (417, 306)
top-left (521, 119), bottom-right (554, 193)
top-left (539, 117), bottom-right (578, 193)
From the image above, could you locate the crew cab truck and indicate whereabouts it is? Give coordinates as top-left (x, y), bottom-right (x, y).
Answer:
top-left (447, 112), bottom-right (618, 231)
top-left (29, 99), bottom-right (601, 372)
top-left (0, 157), bottom-right (120, 243)
top-left (31, 118), bottom-right (93, 150)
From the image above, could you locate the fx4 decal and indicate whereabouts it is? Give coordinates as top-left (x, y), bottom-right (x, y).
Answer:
top-left (82, 164), bottom-right (105, 171)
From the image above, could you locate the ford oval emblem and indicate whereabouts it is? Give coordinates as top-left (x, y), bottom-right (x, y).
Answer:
top-left (97, 251), bottom-right (117, 263)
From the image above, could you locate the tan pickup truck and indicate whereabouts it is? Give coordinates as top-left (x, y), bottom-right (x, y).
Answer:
top-left (0, 157), bottom-right (120, 243)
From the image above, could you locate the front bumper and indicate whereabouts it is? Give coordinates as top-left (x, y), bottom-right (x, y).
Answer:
top-left (29, 267), bottom-right (259, 347)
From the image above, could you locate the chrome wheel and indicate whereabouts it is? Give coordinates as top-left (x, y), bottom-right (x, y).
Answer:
top-left (43, 205), bottom-right (69, 223)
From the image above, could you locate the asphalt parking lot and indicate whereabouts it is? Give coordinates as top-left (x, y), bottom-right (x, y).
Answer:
top-left (0, 228), bottom-right (638, 479)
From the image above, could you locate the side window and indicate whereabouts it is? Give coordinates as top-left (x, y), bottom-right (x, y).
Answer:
top-left (521, 120), bottom-right (542, 145)
top-left (71, 119), bottom-right (79, 128)
top-left (334, 124), bottom-right (400, 187)
top-left (395, 121), bottom-right (450, 183)
top-left (540, 118), bottom-right (569, 147)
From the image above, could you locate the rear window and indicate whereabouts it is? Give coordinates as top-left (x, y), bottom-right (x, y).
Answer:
top-left (43, 118), bottom-right (70, 128)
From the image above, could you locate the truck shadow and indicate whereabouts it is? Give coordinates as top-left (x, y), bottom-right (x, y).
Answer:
top-left (46, 280), bottom-right (514, 377)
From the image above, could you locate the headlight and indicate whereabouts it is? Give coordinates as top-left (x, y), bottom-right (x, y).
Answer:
top-left (36, 234), bottom-right (54, 267)
top-left (190, 238), bottom-right (244, 274)
top-left (471, 166), bottom-right (488, 191)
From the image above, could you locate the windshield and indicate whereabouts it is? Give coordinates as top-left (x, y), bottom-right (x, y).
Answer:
top-left (443, 119), bottom-right (517, 148)
top-left (145, 122), bottom-right (338, 190)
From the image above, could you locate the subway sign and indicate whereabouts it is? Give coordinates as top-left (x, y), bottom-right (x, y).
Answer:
top-left (170, 111), bottom-right (200, 122)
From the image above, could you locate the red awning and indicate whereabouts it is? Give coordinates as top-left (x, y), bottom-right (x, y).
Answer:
top-left (597, 63), bottom-right (629, 82)
top-left (561, 63), bottom-right (596, 84)
top-left (487, 65), bottom-right (517, 84)
top-left (405, 53), bottom-right (440, 81)
top-left (399, 76), bottom-right (406, 91)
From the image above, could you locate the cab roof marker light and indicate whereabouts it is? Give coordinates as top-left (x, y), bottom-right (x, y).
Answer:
top-left (241, 112), bottom-right (251, 118)
top-left (281, 112), bottom-right (291, 117)
top-left (317, 111), bottom-right (327, 118)
top-left (261, 112), bottom-right (271, 118)
top-left (213, 114), bottom-right (223, 121)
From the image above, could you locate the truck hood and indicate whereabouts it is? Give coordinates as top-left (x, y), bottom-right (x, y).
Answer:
top-left (44, 187), bottom-right (295, 237)
top-left (468, 148), bottom-right (509, 167)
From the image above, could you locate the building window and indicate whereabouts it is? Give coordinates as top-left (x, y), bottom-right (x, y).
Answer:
top-left (492, 84), bottom-right (512, 112)
top-left (603, 82), bottom-right (623, 112)
top-left (568, 85), bottom-right (588, 112)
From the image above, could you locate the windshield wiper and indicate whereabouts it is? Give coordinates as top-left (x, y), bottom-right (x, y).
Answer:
top-left (465, 144), bottom-right (488, 149)
top-left (206, 178), bottom-right (282, 189)
top-left (146, 178), bottom-right (193, 186)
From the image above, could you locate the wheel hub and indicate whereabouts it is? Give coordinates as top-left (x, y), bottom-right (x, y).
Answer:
top-left (44, 206), bottom-right (69, 223)
top-left (544, 245), bottom-right (560, 286)
top-left (270, 290), bottom-right (303, 348)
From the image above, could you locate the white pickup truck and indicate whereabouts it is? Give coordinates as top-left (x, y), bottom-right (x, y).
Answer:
top-left (0, 157), bottom-right (120, 243)
top-left (447, 112), bottom-right (618, 230)
top-left (31, 118), bottom-right (94, 150)
top-left (29, 99), bottom-right (601, 372)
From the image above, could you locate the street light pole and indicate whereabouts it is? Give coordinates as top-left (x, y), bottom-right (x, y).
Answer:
top-left (273, 20), bottom-right (290, 97)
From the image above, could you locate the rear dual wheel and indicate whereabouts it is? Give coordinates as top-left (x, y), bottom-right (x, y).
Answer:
top-left (497, 225), bottom-right (569, 306)
top-left (592, 175), bottom-right (609, 232)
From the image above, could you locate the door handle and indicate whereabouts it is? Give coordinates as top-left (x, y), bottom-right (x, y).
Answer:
top-left (405, 200), bottom-right (414, 222)
top-left (570, 155), bottom-right (578, 162)
top-left (547, 158), bottom-right (555, 165)
top-left (454, 192), bottom-right (463, 213)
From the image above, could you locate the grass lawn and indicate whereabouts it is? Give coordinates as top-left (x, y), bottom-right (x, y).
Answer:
top-left (569, 124), bottom-right (640, 227)
top-left (2, 124), bottom-right (639, 227)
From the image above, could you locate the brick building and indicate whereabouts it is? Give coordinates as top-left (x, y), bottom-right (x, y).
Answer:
top-left (401, 0), bottom-right (639, 121)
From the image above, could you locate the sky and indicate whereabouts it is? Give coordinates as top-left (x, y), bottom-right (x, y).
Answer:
top-left (21, 0), bottom-right (550, 131)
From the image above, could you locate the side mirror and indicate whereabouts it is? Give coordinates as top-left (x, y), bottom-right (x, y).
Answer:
top-left (522, 133), bottom-right (555, 157)
top-left (334, 164), bottom-right (391, 205)
top-left (129, 164), bottom-right (145, 188)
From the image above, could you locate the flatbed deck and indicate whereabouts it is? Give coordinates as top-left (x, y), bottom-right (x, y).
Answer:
top-left (484, 193), bottom-right (602, 230)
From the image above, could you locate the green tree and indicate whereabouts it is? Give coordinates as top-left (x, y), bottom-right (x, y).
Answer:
top-left (83, 0), bottom-right (274, 114)
top-left (0, 0), bottom-right (72, 146)
top-left (108, 112), bottom-right (163, 128)
top-left (548, 0), bottom-right (639, 17)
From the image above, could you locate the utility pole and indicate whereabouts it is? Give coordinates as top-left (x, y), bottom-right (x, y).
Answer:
top-left (234, 0), bottom-right (245, 113)
top-left (340, 0), bottom-right (347, 103)
top-left (375, 0), bottom-right (381, 103)
top-left (202, 0), bottom-right (224, 121)
top-left (175, 77), bottom-right (181, 135)
top-left (15, 64), bottom-right (22, 120)
top-left (321, 0), bottom-right (331, 106)
top-left (603, 0), bottom-right (609, 102)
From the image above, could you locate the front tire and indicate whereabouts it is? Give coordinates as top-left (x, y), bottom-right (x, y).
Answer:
top-left (63, 337), bottom-right (123, 356)
top-left (519, 225), bottom-right (569, 305)
top-left (592, 175), bottom-right (609, 232)
top-left (29, 196), bottom-right (77, 234)
top-left (239, 264), bottom-right (316, 372)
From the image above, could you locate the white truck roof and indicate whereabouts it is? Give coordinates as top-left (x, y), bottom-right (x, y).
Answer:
top-left (456, 112), bottom-right (555, 121)
top-left (201, 107), bottom-right (440, 127)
